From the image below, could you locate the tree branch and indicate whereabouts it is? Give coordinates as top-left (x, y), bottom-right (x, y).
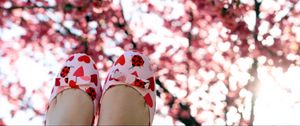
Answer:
top-left (118, 0), bottom-right (137, 49)
top-left (156, 78), bottom-right (201, 126)
top-left (247, 58), bottom-right (259, 126)
top-left (185, 7), bottom-right (194, 98)
top-left (248, 0), bottom-right (261, 124)
top-left (0, 5), bottom-right (56, 10)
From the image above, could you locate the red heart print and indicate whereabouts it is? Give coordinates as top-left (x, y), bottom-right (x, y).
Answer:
top-left (144, 93), bottom-right (153, 107)
top-left (78, 55), bottom-right (90, 63)
top-left (147, 77), bottom-right (155, 91)
top-left (91, 74), bottom-right (98, 86)
top-left (67, 55), bottom-right (74, 62)
top-left (115, 55), bottom-right (125, 66)
top-left (131, 71), bottom-right (138, 77)
top-left (55, 78), bottom-right (60, 86)
top-left (73, 66), bottom-right (84, 77)
top-left (69, 80), bottom-right (79, 88)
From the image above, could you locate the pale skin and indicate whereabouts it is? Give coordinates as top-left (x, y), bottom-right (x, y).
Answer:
top-left (45, 85), bottom-right (149, 125)
top-left (98, 85), bottom-right (149, 125)
top-left (45, 88), bottom-right (94, 125)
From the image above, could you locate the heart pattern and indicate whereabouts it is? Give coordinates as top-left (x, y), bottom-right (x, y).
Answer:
top-left (115, 54), bottom-right (125, 65)
top-left (73, 66), bottom-right (84, 77)
top-left (144, 93), bottom-right (153, 107)
top-left (90, 74), bottom-right (98, 86)
top-left (55, 78), bottom-right (60, 86)
top-left (147, 77), bottom-right (155, 91)
top-left (78, 55), bottom-right (91, 63)
top-left (131, 71), bottom-right (138, 77)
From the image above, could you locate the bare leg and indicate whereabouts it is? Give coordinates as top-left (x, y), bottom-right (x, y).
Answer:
top-left (98, 85), bottom-right (149, 125)
top-left (46, 89), bottom-right (94, 125)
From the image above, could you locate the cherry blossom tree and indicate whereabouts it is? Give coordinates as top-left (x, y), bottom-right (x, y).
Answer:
top-left (1, 0), bottom-right (300, 125)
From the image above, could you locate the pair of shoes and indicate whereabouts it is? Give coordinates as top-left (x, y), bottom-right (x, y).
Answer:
top-left (46, 51), bottom-right (156, 125)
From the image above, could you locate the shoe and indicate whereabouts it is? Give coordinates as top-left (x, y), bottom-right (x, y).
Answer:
top-left (102, 51), bottom-right (156, 125)
top-left (46, 53), bottom-right (101, 124)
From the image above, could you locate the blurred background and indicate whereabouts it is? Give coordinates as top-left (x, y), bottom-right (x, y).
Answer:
top-left (1, 0), bottom-right (300, 125)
